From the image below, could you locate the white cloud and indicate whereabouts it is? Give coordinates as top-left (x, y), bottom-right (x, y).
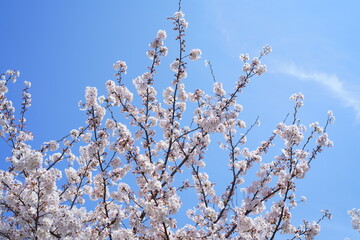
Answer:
top-left (279, 63), bottom-right (360, 122)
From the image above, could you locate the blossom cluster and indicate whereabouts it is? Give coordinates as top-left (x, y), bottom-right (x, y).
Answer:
top-left (349, 209), bottom-right (360, 233)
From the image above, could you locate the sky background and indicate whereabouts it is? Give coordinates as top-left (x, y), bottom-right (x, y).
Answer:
top-left (1, 0), bottom-right (360, 239)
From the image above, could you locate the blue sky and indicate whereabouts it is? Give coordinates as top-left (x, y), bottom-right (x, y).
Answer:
top-left (1, 0), bottom-right (360, 239)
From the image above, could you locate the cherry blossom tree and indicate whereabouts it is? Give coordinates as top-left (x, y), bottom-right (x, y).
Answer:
top-left (0, 4), bottom-right (335, 240)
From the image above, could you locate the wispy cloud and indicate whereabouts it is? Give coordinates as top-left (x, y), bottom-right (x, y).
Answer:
top-left (279, 63), bottom-right (360, 122)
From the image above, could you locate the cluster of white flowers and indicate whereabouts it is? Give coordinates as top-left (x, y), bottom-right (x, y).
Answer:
top-left (0, 80), bottom-right (8, 94)
top-left (85, 86), bottom-right (98, 108)
top-left (275, 122), bottom-right (304, 146)
top-left (213, 82), bottom-right (226, 96)
top-left (170, 60), bottom-right (180, 72)
top-left (189, 48), bottom-right (202, 60)
top-left (327, 110), bottom-right (335, 124)
top-left (310, 121), bottom-right (323, 134)
top-left (290, 92), bottom-right (305, 108)
top-left (147, 30), bottom-right (168, 61)
top-left (240, 52), bottom-right (268, 76)
top-left (113, 60), bottom-right (127, 73)
top-left (1, 69), bottom-right (20, 82)
top-left (174, 11), bottom-right (184, 19)
top-left (261, 45), bottom-right (272, 56)
top-left (239, 53), bottom-right (250, 62)
top-left (349, 209), bottom-right (360, 232)
top-left (173, 11), bottom-right (188, 29)
top-left (316, 133), bottom-right (333, 147)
